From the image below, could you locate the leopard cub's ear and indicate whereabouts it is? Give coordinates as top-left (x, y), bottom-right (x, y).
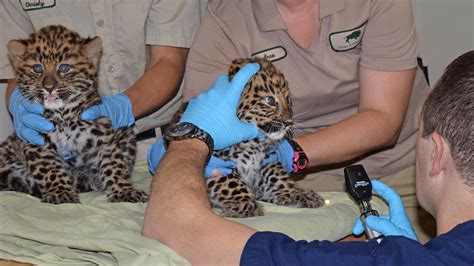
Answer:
top-left (228, 57), bottom-right (278, 81)
top-left (7, 40), bottom-right (27, 66)
top-left (228, 58), bottom-right (253, 81)
top-left (82, 36), bottom-right (102, 67)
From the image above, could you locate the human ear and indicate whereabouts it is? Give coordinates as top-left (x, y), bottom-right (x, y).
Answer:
top-left (429, 132), bottom-right (444, 176)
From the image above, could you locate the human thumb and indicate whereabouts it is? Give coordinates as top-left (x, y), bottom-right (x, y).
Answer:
top-left (352, 218), bottom-right (365, 236)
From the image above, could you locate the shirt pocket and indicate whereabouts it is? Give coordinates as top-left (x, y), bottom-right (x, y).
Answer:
top-left (29, 13), bottom-right (71, 29)
top-left (112, 1), bottom-right (148, 43)
top-left (26, 2), bottom-right (94, 37)
top-left (112, 1), bottom-right (149, 65)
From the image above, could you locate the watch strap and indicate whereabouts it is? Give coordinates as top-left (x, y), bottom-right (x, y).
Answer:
top-left (287, 139), bottom-right (308, 173)
top-left (164, 122), bottom-right (214, 163)
top-left (192, 126), bottom-right (214, 163)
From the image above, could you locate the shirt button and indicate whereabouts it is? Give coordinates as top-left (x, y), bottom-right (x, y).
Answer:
top-left (108, 65), bottom-right (115, 73)
top-left (96, 20), bottom-right (104, 27)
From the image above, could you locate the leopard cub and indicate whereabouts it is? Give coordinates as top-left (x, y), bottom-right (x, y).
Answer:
top-left (0, 25), bottom-right (147, 204)
top-left (180, 57), bottom-right (324, 217)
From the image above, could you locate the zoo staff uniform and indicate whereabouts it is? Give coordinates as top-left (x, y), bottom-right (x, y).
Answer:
top-left (241, 220), bottom-right (474, 265)
top-left (184, 0), bottom-right (434, 242)
top-left (0, 0), bottom-right (200, 133)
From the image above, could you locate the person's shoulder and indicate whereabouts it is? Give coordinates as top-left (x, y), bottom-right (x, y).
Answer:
top-left (202, 0), bottom-right (254, 36)
top-left (437, 220), bottom-right (474, 241)
top-left (206, 0), bottom-right (251, 19)
top-left (2, 0), bottom-right (27, 13)
top-left (207, 0), bottom-right (248, 10)
top-left (369, 0), bottom-right (411, 11)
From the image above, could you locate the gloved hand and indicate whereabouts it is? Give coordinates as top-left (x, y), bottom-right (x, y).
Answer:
top-left (352, 180), bottom-right (418, 241)
top-left (263, 139), bottom-right (294, 172)
top-left (81, 93), bottom-right (135, 129)
top-left (9, 88), bottom-right (54, 145)
top-left (147, 138), bottom-right (235, 177)
top-left (180, 63), bottom-right (261, 150)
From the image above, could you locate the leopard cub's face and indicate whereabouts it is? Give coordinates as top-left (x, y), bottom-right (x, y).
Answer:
top-left (7, 25), bottom-right (102, 110)
top-left (229, 57), bottom-right (293, 141)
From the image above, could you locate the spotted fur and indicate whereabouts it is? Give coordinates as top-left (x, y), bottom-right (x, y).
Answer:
top-left (0, 25), bottom-right (147, 204)
top-left (178, 58), bottom-right (324, 217)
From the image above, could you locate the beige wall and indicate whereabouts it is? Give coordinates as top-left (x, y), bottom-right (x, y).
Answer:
top-left (412, 0), bottom-right (474, 83)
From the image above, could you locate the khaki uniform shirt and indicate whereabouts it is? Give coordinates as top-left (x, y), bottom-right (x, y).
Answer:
top-left (184, 0), bottom-right (431, 177)
top-left (0, 0), bottom-right (200, 132)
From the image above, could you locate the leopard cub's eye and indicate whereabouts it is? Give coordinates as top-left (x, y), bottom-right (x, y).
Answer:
top-left (32, 64), bottom-right (43, 74)
top-left (264, 96), bottom-right (277, 106)
top-left (57, 64), bottom-right (71, 74)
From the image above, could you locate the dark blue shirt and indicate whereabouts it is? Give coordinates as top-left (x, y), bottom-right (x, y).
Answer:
top-left (241, 220), bottom-right (474, 265)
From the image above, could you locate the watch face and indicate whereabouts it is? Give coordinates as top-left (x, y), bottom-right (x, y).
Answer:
top-left (167, 122), bottom-right (194, 138)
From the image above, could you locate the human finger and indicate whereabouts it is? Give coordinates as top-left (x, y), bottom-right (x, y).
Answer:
top-left (21, 101), bottom-right (45, 115)
top-left (81, 105), bottom-right (103, 120)
top-left (226, 63), bottom-right (260, 106)
top-left (365, 215), bottom-right (398, 236)
top-left (371, 180), bottom-right (405, 216)
top-left (22, 127), bottom-right (45, 146)
top-left (22, 113), bottom-right (54, 132)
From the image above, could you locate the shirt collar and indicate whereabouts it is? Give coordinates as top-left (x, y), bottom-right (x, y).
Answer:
top-left (252, 0), bottom-right (286, 32)
top-left (252, 0), bottom-right (346, 32)
top-left (320, 0), bottom-right (346, 18)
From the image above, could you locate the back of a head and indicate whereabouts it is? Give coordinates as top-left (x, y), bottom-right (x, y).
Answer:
top-left (422, 50), bottom-right (474, 187)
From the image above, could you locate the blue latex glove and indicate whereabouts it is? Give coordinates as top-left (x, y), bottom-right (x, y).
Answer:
top-left (81, 93), bottom-right (135, 129)
top-left (263, 139), bottom-right (294, 172)
top-left (8, 88), bottom-right (54, 145)
top-left (352, 180), bottom-right (418, 241)
top-left (180, 63), bottom-right (262, 150)
top-left (147, 138), bottom-right (235, 178)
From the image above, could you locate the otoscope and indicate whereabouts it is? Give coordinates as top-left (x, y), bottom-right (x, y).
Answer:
top-left (344, 164), bottom-right (383, 242)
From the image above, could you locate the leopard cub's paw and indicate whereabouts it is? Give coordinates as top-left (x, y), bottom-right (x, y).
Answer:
top-left (294, 189), bottom-right (325, 208)
top-left (220, 200), bottom-right (264, 218)
top-left (42, 190), bottom-right (80, 204)
top-left (108, 187), bottom-right (148, 203)
top-left (273, 192), bottom-right (294, 206)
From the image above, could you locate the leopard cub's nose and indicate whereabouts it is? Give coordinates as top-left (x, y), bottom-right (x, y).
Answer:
top-left (42, 76), bottom-right (57, 93)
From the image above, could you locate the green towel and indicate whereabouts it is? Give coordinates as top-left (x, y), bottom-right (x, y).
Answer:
top-left (0, 161), bottom-right (387, 265)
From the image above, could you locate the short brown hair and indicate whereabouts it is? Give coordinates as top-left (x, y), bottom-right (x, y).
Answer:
top-left (422, 50), bottom-right (474, 186)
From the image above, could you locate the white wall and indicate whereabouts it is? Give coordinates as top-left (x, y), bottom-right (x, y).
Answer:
top-left (412, 0), bottom-right (474, 83)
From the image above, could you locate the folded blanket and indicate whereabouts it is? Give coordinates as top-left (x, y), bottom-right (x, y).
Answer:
top-left (0, 162), bottom-right (387, 265)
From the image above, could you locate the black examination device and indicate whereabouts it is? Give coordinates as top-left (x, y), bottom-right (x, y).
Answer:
top-left (344, 164), bottom-right (383, 241)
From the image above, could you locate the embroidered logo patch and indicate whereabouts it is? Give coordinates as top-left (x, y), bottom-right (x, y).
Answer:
top-left (251, 46), bottom-right (287, 62)
top-left (329, 21), bottom-right (367, 52)
top-left (19, 0), bottom-right (56, 11)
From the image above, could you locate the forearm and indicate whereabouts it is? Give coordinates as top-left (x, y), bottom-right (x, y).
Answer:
top-left (142, 139), bottom-right (255, 264)
top-left (298, 68), bottom-right (415, 168)
top-left (124, 47), bottom-right (188, 119)
top-left (296, 110), bottom-right (403, 168)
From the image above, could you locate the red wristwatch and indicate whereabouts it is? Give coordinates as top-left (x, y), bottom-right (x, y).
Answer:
top-left (287, 139), bottom-right (308, 173)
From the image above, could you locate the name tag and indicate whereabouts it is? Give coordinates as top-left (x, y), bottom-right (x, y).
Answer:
top-left (329, 21), bottom-right (367, 52)
top-left (20, 0), bottom-right (56, 11)
top-left (252, 46), bottom-right (287, 62)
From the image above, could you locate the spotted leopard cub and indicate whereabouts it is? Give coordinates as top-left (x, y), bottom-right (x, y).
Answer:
top-left (0, 25), bottom-right (147, 204)
top-left (182, 57), bottom-right (324, 217)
